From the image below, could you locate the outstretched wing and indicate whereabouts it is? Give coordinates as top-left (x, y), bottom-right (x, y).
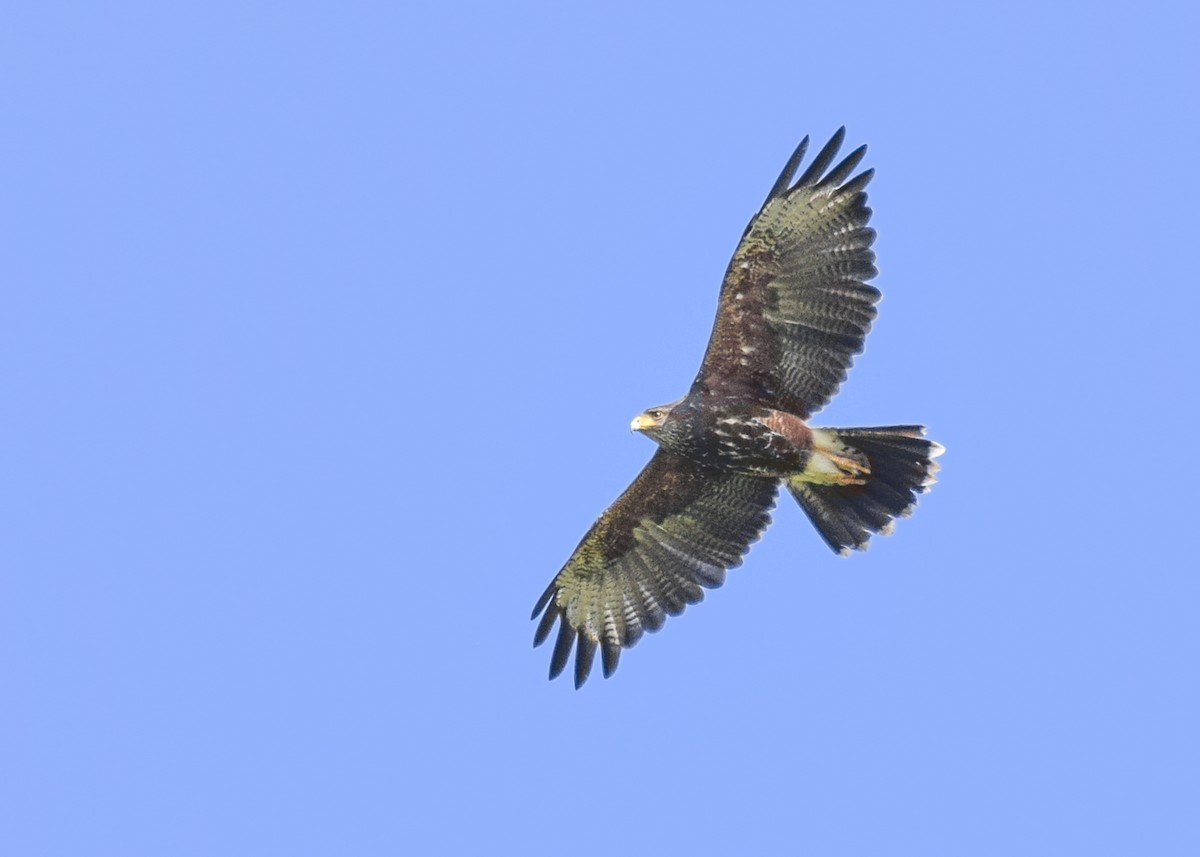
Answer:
top-left (692, 128), bottom-right (880, 418)
top-left (532, 450), bottom-right (777, 688)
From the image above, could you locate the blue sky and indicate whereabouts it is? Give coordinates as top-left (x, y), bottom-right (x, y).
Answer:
top-left (4, 2), bottom-right (1199, 854)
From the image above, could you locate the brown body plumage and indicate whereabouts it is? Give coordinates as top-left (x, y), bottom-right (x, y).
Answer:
top-left (533, 129), bottom-right (943, 687)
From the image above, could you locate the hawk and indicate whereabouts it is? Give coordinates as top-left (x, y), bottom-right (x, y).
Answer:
top-left (532, 129), bottom-right (943, 687)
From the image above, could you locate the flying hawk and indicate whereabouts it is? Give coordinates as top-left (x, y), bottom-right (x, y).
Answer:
top-left (533, 129), bottom-right (943, 688)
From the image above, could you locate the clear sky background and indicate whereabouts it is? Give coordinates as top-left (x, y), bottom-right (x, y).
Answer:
top-left (4, 2), bottom-right (1199, 855)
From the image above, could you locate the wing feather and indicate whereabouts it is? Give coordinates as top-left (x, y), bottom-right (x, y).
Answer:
top-left (532, 450), bottom-right (777, 687)
top-left (794, 126), bottom-right (846, 186)
top-left (815, 144), bottom-right (868, 191)
top-left (600, 639), bottom-right (621, 678)
top-left (549, 615), bottom-right (576, 680)
top-left (755, 136), bottom-right (809, 221)
top-left (693, 129), bottom-right (880, 417)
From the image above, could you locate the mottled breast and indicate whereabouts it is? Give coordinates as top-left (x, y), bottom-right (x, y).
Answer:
top-left (703, 404), bottom-right (814, 476)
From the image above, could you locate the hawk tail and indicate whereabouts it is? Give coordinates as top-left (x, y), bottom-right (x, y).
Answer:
top-left (787, 426), bottom-right (943, 555)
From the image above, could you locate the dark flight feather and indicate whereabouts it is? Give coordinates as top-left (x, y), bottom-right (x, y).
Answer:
top-left (815, 144), bottom-right (868, 191)
top-left (794, 126), bottom-right (845, 187)
top-left (757, 136), bottom-right (809, 215)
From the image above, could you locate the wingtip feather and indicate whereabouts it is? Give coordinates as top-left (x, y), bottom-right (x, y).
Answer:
top-left (574, 633), bottom-right (597, 689)
top-left (548, 616), bottom-right (574, 680)
top-left (531, 581), bottom-right (556, 621)
top-left (796, 127), bottom-right (846, 187)
top-left (817, 143), bottom-right (868, 190)
top-left (839, 167), bottom-right (874, 196)
top-left (601, 640), bottom-right (621, 678)
top-left (761, 135), bottom-right (810, 210)
top-left (533, 602), bottom-right (558, 647)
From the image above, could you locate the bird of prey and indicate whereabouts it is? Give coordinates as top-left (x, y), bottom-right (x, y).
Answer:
top-left (532, 129), bottom-right (943, 688)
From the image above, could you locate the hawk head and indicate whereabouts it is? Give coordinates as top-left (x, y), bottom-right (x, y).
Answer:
top-left (630, 405), bottom-right (670, 434)
top-left (630, 397), bottom-right (695, 448)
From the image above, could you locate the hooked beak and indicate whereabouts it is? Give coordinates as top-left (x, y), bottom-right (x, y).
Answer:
top-left (630, 413), bottom-right (658, 433)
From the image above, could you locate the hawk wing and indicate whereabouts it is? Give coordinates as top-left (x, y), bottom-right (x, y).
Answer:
top-left (692, 128), bottom-right (880, 418)
top-left (532, 450), bottom-right (777, 688)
